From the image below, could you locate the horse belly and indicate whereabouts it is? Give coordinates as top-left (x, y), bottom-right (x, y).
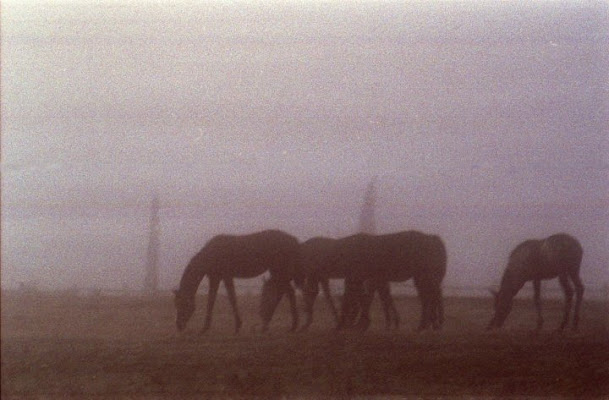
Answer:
top-left (535, 261), bottom-right (562, 280)
top-left (211, 253), bottom-right (268, 279)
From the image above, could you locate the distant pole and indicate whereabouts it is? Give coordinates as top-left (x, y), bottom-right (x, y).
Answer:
top-left (144, 194), bottom-right (160, 294)
top-left (358, 177), bottom-right (377, 234)
top-left (605, 283), bottom-right (609, 333)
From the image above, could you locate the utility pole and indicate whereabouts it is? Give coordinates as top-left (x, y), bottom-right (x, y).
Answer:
top-left (144, 194), bottom-right (160, 294)
top-left (358, 176), bottom-right (377, 234)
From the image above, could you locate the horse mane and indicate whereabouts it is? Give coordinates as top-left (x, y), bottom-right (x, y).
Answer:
top-left (508, 239), bottom-right (541, 264)
top-left (178, 250), bottom-right (208, 297)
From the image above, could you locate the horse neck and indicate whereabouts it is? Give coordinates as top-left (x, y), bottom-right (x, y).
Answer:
top-left (499, 267), bottom-right (525, 298)
top-left (179, 257), bottom-right (207, 298)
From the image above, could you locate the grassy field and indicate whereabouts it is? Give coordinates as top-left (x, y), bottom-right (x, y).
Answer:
top-left (2, 290), bottom-right (608, 398)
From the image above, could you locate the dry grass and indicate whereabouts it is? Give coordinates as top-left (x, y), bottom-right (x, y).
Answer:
top-left (2, 290), bottom-right (608, 398)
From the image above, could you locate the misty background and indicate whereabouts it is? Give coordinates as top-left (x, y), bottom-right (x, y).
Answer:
top-left (2, 1), bottom-right (608, 295)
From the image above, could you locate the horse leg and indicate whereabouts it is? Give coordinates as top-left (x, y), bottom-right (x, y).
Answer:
top-left (337, 281), bottom-right (352, 330)
top-left (301, 280), bottom-right (318, 331)
top-left (558, 274), bottom-right (574, 331)
top-left (438, 286), bottom-right (444, 329)
top-left (285, 283), bottom-right (299, 332)
top-left (355, 280), bottom-right (374, 331)
top-left (415, 280), bottom-right (431, 331)
top-left (569, 271), bottom-right (584, 331)
top-left (261, 279), bottom-right (286, 333)
top-left (321, 278), bottom-right (340, 325)
top-left (431, 284), bottom-right (443, 330)
top-left (427, 282), bottom-right (444, 331)
top-left (390, 298), bottom-right (400, 330)
top-left (377, 282), bottom-right (398, 330)
top-left (418, 295), bottom-right (431, 331)
top-left (377, 283), bottom-right (391, 330)
top-left (224, 278), bottom-right (242, 334)
top-left (338, 279), bottom-right (360, 330)
top-left (200, 277), bottom-right (220, 334)
top-left (533, 279), bottom-right (543, 331)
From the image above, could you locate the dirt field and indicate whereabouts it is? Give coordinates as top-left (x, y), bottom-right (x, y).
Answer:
top-left (2, 290), bottom-right (608, 398)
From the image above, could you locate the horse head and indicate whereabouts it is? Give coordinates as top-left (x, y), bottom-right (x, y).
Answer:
top-left (487, 287), bottom-right (513, 330)
top-left (173, 289), bottom-right (195, 332)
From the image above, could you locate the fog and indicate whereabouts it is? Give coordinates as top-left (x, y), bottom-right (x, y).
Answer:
top-left (2, 1), bottom-right (608, 294)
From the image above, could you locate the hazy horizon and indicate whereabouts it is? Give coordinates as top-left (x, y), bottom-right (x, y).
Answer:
top-left (2, 1), bottom-right (608, 292)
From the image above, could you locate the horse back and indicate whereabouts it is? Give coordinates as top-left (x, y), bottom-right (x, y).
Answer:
top-left (508, 234), bottom-right (582, 281)
top-left (541, 233), bottom-right (583, 272)
top-left (383, 230), bottom-right (444, 263)
top-left (205, 230), bottom-right (300, 278)
top-left (301, 237), bottom-right (347, 278)
top-left (344, 231), bottom-right (446, 282)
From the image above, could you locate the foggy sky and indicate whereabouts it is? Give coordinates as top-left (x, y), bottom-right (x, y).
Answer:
top-left (2, 1), bottom-right (608, 292)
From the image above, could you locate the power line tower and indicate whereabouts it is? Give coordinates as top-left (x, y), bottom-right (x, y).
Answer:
top-left (358, 176), bottom-right (377, 234)
top-left (144, 194), bottom-right (160, 294)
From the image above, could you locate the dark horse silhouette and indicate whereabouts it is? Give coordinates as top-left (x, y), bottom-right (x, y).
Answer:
top-left (297, 236), bottom-right (399, 330)
top-left (488, 233), bottom-right (584, 331)
top-left (174, 230), bottom-right (303, 333)
top-left (337, 231), bottom-right (447, 331)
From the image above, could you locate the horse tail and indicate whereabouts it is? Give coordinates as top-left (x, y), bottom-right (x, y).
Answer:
top-left (436, 284), bottom-right (444, 328)
top-left (435, 235), bottom-right (448, 280)
top-left (429, 235), bottom-right (447, 329)
top-left (426, 235), bottom-right (447, 289)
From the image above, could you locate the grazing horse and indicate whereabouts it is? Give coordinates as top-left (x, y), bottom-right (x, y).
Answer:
top-left (488, 233), bottom-right (584, 331)
top-left (298, 237), bottom-right (399, 330)
top-left (173, 230), bottom-right (303, 333)
top-left (337, 231), bottom-right (447, 331)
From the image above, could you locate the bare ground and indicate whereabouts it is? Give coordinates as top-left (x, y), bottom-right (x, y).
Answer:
top-left (2, 291), bottom-right (608, 398)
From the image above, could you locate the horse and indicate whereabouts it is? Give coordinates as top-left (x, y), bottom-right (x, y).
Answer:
top-left (173, 230), bottom-right (303, 334)
top-left (487, 233), bottom-right (584, 331)
top-left (298, 237), bottom-right (399, 330)
top-left (337, 231), bottom-right (447, 331)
